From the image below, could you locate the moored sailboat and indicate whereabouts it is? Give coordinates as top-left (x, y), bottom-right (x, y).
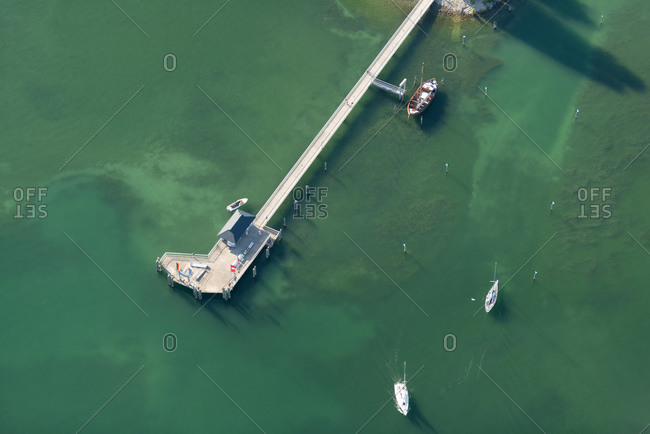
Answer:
top-left (485, 262), bottom-right (499, 312)
top-left (407, 63), bottom-right (438, 116)
top-left (394, 361), bottom-right (410, 416)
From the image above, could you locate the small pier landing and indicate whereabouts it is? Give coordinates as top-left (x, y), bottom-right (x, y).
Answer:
top-left (157, 224), bottom-right (281, 299)
top-left (369, 73), bottom-right (407, 99)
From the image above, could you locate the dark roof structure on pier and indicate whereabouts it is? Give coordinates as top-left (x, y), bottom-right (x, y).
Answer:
top-left (218, 210), bottom-right (255, 244)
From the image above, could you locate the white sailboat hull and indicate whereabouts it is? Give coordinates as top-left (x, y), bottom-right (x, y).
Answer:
top-left (394, 381), bottom-right (409, 415)
top-left (485, 280), bottom-right (498, 312)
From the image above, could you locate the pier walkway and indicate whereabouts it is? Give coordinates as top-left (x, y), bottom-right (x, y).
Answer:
top-left (253, 0), bottom-right (434, 228)
top-left (158, 0), bottom-right (434, 298)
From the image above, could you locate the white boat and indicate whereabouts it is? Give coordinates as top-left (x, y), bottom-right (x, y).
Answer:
top-left (485, 262), bottom-right (498, 312)
top-left (226, 198), bottom-right (248, 212)
top-left (394, 361), bottom-right (410, 416)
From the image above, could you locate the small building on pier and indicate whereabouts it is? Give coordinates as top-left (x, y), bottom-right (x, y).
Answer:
top-left (218, 210), bottom-right (255, 247)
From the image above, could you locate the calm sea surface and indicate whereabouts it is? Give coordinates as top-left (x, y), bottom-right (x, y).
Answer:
top-left (1, 0), bottom-right (648, 432)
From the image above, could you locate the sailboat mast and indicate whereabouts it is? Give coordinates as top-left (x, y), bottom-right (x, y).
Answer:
top-left (419, 63), bottom-right (424, 91)
top-left (403, 361), bottom-right (407, 382)
top-left (493, 262), bottom-right (497, 281)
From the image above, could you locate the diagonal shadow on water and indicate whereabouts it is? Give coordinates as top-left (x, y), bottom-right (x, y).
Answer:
top-left (538, 0), bottom-right (593, 25)
top-left (496, 0), bottom-right (645, 92)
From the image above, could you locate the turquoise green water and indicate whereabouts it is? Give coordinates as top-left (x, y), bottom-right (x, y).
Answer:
top-left (1, 0), bottom-right (649, 432)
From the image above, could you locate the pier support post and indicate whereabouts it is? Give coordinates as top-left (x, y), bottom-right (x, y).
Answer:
top-left (156, 257), bottom-right (161, 272)
top-left (266, 246), bottom-right (270, 259)
top-left (253, 266), bottom-right (257, 279)
top-left (167, 274), bottom-right (174, 288)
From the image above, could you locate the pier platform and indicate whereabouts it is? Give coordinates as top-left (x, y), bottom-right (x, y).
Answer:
top-left (158, 223), bottom-right (280, 299)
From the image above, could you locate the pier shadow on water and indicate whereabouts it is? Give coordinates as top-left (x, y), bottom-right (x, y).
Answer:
top-left (228, 242), bottom-right (289, 322)
top-left (495, 0), bottom-right (645, 92)
top-left (536, 0), bottom-right (593, 26)
top-left (321, 88), bottom-right (449, 178)
top-left (162, 274), bottom-right (234, 327)
top-left (163, 245), bottom-right (288, 326)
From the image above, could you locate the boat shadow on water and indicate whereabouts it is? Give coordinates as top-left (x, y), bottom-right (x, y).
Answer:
top-left (406, 400), bottom-right (438, 433)
top-left (488, 293), bottom-right (511, 322)
top-left (415, 91), bottom-right (448, 133)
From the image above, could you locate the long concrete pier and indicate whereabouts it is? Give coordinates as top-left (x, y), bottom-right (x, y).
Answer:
top-left (158, 0), bottom-right (434, 299)
top-left (253, 0), bottom-right (434, 227)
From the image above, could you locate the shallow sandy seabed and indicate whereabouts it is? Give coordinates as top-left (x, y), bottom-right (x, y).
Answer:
top-left (435, 0), bottom-right (495, 15)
